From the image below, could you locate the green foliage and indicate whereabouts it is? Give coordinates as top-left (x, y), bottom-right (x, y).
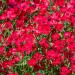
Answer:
top-left (11, 20), bottom-right (16, 30)
top-left (12, 55), bottom-right (34, 75)
top-left (4, 29), bottom-right (11, 38)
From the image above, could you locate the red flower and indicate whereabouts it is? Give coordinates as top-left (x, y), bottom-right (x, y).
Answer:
top-left (52, 58), bottom-right (61, 66)
top-left (7, 73), bottom-right (17, 75)
top-left (24, 72), bottom-right (30, 75)
top-left (55, 23), bottom-right (64, 31)
top-left (52, 40), bottom-right (65, 51)
top-left (0, 0), bottom-right (75, 74)
top-left (70, 0), bottom-right (75, 5)
top-left (39, 38), bottom-right (49, 49)
top-left (2, 60), bottom-right (15, 69)
top-left (13, 56), bottom-right (21, 63)
top-left (0, 35), bottom-right (2, 41)
top-left (33, 0), bottom-right (41, 4)
top-left (33, 52), bottom-right (43, 61)
top-left (20, 2), bottom-right (30, 12)
top-left (71, 64), bottom-right (75, 72)
top-left (52, 33), bottom-right (60, 41)
top-left (71, 16), bottom-right (75, 26)
top-left (60, 66), bottom-right (71, 75)
top-left (0, 46), bottom-right (4, 55)
top-left (37, 72), bottom-right (42, 75)
top-left (64, 32), bottom-right (72, 39)
top-left (7, 0), bottom-right (16, 4)
top-left (68, 43), bottom-right (75, 52)
top-left (3, 21), bottom-right (12, 29)
top-left (70, 57), bottom-right (75, 64)
top-left (33, 15), bottom-right (50, 35)
top-left (28, 58), bottom-right (37, 67)
top-left (2, 61), bottom-right (9, 69)
top-left (6, 8), bottom-right (17, 20)
top-left (56, 0), bottom-right (65, 6)
top-left (0, 13), bottom-right (7, 20)
top-left (46, 50), bottom-right (60, 60)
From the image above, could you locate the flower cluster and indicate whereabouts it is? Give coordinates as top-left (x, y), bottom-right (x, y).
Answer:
top-left (0, 0), bottom-right (75, 75)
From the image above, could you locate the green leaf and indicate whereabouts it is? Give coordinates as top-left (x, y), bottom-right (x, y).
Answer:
top-left (11, 20), bottom-right (16, 30)
top-left (0, 73), bottom-right (5, 75)
top-left (4, 29), bottom-right (11, 38)
top-left (2, 0), bottom-right (7, 3)
top-left (57, 6), bottom-right (60, 11)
